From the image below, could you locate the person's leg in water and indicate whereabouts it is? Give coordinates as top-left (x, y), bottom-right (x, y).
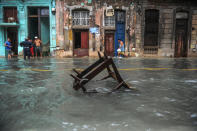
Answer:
top-left (8, 50), bottom-right (11, 60)
top-left (24, 48), bottom-right (27, 60)
top-left (120, 52), bottom-right (124, 57)
top-left (28, 54), bottom-right (30, 59)
top-left (33, 46), bottom-right (36, 57)
top-left (38, 47), bottom-right (42, 57)
top-left (5, 49), bottom-right (8, 59)
top-left (27, 49), bottom-right (31, 59)
top-left (40, 47), bottom-right (42, 57)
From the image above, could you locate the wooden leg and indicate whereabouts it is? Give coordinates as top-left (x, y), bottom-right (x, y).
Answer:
top-left (123, 82), bottom-right (137, 90)
top-left (81, 86), bottom-right (87, 93)
top-left (99, 72), bottom-right (116, 81)
top-left (99, 75), bottom-right (111, 81)
top-left (73, 69), bottom-right (80, 75)
top-left (104, 51), bottom-right (108, 59)
top-left (70, 74), bottom-right (81, 81)
top-left (112, 81), bottom-right (124, 91)
top-left (111, 59), bottom-right (123, 83)
top-left (98, 51), bottom-right (102, 59)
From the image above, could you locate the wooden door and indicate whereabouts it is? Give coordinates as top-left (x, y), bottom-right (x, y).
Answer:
top-left (175, 19), bottom-right (188, 57)
top-left (105, 33), bottom-right (114, 56)
top-left (73, 30), bottom-right (89, 57)
top-left (115, 11), bottom-right (125, 56)
top-left (81, 31), bottom-right (88, 49)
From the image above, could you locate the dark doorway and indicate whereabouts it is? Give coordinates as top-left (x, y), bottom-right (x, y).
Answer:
top-left (175, 16), bottom-right (188, 57)
top-left (105, 33), bottom-right (114, 56)
top-left (28, 7), bottom-right (50, 54)
top-left (144, 9), bottom-right (159, 54)
top-left (73, 30), bottom-right (89, 57)
top-left (7, 27), bottom-right (18, 55)
top-left (74, 32), bottom-right (81, 49)
top-left (28, 17), bottom-right (38, 39)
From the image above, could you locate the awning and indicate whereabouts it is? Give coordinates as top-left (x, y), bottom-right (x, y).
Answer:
top-left (0, 23), bottom-right (20, 27)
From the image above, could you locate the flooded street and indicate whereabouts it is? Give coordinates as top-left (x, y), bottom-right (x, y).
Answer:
top-left (0, 57), bottom-right (197, 131)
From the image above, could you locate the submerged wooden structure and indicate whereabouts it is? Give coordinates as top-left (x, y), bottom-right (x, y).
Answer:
top-left (70, 52), bottom-right (133, 93)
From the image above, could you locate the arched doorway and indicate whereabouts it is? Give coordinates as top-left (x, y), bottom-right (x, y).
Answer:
top-left (175, 11), bottom-right (189, 57)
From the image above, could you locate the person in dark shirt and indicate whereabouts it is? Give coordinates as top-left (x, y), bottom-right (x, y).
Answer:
top-left (20, 38), bottom-right (32, 60)
top-left (4, 38), bottom-right (12, 59)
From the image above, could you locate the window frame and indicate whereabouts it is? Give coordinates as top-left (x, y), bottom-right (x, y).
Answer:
top-left (104, 10), bottom-right (115, 27)
top-left (72, 10), bottom-right (90, 26)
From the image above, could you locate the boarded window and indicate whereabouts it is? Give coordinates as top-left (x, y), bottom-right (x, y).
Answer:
top-left (4, 7), bottom-right (17, 23)
top-left (144, 9), bottom-right (159, 47)
top-left (72, 10), bottom-right (90, 26)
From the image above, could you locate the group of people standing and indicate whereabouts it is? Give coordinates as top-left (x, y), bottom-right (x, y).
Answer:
top-left (4, 36), bottom-right (42, 60)
top-left (20, 36), bottom-right (42, 60)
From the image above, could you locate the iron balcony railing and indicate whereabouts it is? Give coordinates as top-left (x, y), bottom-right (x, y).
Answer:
top-left (144, 46), bottom-right (158, 54)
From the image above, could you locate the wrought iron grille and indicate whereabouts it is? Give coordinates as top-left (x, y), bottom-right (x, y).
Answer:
top-left (105, 15), bottom-right (115, 26)
top-left (72, 11), bottom-right (90, 26)
top-left (144, 46), bottom-right (158, 54)
top-left (116, 11), bottom-right (125, 23)
top-left (144, 9), bottom-right (159, 47)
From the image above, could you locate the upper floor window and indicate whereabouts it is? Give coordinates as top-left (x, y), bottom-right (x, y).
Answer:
top-left (104, 9), bottom-right (115, 27)
top-left (105, 15), bottom-right (115, 27)
top-left (72, 10), bottom-right (90, 26)
top-left (41, 8), bottom-right (49, 16)
top-left (116, 11), bottom-right (125, 23)
top-left (28, 7), bottom-right (49, 17)
top-left (3, 7), bottom-right (17, 23)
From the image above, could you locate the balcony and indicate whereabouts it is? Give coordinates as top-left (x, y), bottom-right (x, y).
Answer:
top-left (0, 18), bottom-right (19, 27)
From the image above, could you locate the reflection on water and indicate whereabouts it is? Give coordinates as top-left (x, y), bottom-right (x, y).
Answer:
top-left (0, 58), bottom-right (197, 131)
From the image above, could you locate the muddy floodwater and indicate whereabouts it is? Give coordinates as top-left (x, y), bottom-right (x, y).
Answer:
top-left (0, 58), bottom-right (197, 131)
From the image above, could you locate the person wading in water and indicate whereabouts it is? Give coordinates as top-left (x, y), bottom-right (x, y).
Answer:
top-left (34, 36), bottom-right (42, 57)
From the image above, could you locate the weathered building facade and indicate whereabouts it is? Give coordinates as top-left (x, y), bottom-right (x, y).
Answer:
top-left (0, 0), bottom-right (56, 57)
top-left (55, 0), bottom-right (197, 57)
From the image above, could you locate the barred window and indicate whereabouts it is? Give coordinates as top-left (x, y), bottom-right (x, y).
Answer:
top-left (116, 11), bottom-right (125, 23)
top-left (72, 11), bottom-right (90, 26)
top-left (104, 15), bottom-right (115, 26)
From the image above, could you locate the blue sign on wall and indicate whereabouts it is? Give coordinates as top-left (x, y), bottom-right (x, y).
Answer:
top-left (90, 27), bottom-right (99, 34)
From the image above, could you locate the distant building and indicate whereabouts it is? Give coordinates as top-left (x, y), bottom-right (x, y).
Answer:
top-left (55, 0), bottom-right (197, 57)
top-left (0, 0), bottom-right (56, 57)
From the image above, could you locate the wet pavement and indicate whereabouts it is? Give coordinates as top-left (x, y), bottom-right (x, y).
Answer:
top-left (0, 57), bottom-right (197, 131)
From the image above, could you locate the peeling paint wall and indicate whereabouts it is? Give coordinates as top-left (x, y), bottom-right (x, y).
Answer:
top-left (55, 0), bottom-right (197, 57)
top-left (56, 0), bottom-right (136, 57)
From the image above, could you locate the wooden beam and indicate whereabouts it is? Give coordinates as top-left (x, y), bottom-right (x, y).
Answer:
top-left (82, 59), bottom-right (113, 85)
top-left (78, 57), bottom-right (104, 77)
